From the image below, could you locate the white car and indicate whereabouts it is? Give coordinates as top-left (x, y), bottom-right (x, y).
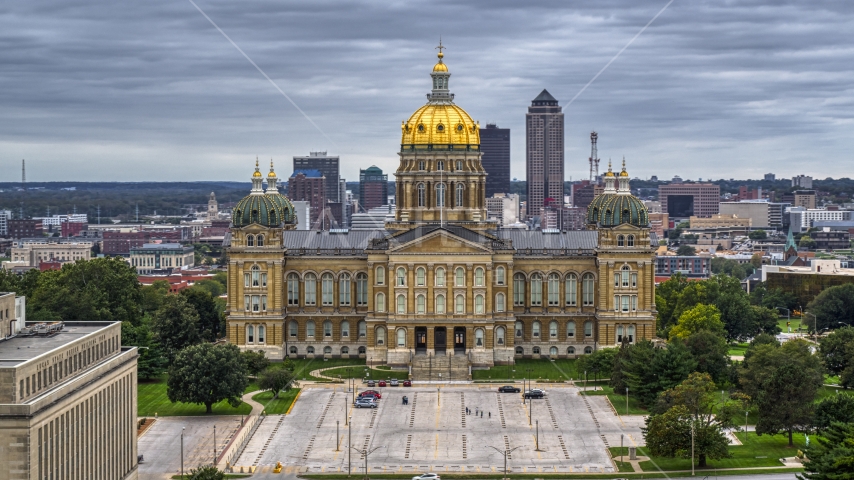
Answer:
top-left (412, 474), bottom-right (441, 480)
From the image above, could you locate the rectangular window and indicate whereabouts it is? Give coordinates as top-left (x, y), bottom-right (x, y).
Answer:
top-left (244, 295), bottom-right (250, 311)
top-left (305, 280), bottom-right (316, 305)
top-left (531, 280), bottom-right (542, 306)
top-left (252, 295), bottom-right (260, 312)
top-left (261, 295), bottom-right (267, 312)
top-left (614, 273), bottom-right (620, 288)
top-left (632, 295), bottom-right (638, 311)
top-left (244, 273), bottom-right (250, 288)
top-left (514, 277), bottom-right (525, 306)
top-left (631, 273), bottom-right (637, 288)
top-left (566, 277), bottom-right (577, 306)
top-left (339, 278), bottom-right (351, 305)
top-left (614, 295), bottom-right (619, 311)
top-left (622, 296), bottom-right (630, 312)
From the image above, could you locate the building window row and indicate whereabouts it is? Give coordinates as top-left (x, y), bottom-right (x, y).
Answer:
top-left (613, 265), bottom-right (638, 289)
top-left (616, 235), bottom-right (635, 247)
top-left (613, 295), bottom-right (639, 312)
top-left (288, 319), bottom-right (366, 340)
top-left (515, 320), bottom-right (593, 339)
top-left (287, 272), bottom-right (368, 307)
top-left (245, 324), bottom-right (266, 344)
top-left (244, 295), bottom-right (268, 312)
top-left (515, 345), bottom-right (594, 356)
top-left (246, 234), bottom-right (265, 247)
top-left (383, 265), bottom-right (506, 287)
top-left (514, 273), bottom-right (595, 307)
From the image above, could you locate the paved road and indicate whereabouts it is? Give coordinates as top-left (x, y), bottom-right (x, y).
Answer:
top-left (137, 416), bottom-right (242, 480)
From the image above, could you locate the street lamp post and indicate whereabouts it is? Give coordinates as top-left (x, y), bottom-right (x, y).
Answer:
top-left (180, 427), bottom-right (185, 479)
top-left (535, 420), bottom-right (539, 451)
top-left (626, 387), bottom-right (629, 416)
top-left (691, 419), bottom-right (695, 476)
top-left (350, 446), bottom-right (385, 480)
top-left (486, 445), bottom-right (522, 480)
top-left (337, 420), bottom-right (340, 451)
top-left (213, 424), bottom-right (217, 465)
top-left (348, 415), bottom-right (352, 476)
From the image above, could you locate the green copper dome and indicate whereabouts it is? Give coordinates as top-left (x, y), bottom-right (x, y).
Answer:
top-left (232, 193), bottom-right (296, 228)
top-left (586, 193), bottom-right (649, 227)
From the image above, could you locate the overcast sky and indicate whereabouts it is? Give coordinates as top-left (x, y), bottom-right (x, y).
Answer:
top-left (2, 0), bottom-right (853, 183)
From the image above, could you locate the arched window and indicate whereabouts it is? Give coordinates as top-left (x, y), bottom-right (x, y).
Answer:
top-left (549, 320), bottom-right (558, 338)
top-left (566, 321), bottom-right (576, 338)
top-left (617, 235), bottom-right (625, 247)
top-left (515, 321), bottom-right (524, 338)
top-left (456, 183), bottom-right (464, 207)
top-left (289, 320), bottom-right (298, 338)
top-left (251, 265), bottom-right (261, 287)
top-left (627, 235), bottom-right (635, 247)
top-left (437, 160), bottom-right (444, 171)
top-left (306, 346), bottom-right (315, 355)
top-left (621, 265), bottom-right (631, 288)
top-left (628, 325), bottom-right (635, 343)
top-left (455, 294), bottom-right (465, 314)
top-left (304, 273), bottom-right (317, 305)
top-left (322, 273), bottom-right (334, 305)
top-left (532, 321), bottom-right (541, 338)
top-left (397, 295), bottom-right (406, 314)
top-left (396, 267), bottom-right (406, 286)
top-left (532, 346), bottom-right (541, 355)
top-left (375, 293), bottom-right (386, 312)
top-left (358, 320), bottom-right (366, 338)
top-left (475, 328), bottom-right (484, 347)
top-left (584, 320), bottom-right (593, 338)
top-left (549, 346), bottom-right (558, 356)
top-left (323, 320), bottom-right (332, 337)
top-left (548, 273), bottom-right (560, 306)
top-left (565, 274), bottom-right (577, 306)
top-left (376, 327), bottom-right (386, 346)
top-left (341, 346), bottom-right (350, 355)
top-left (513, 273), bottom-right (525, 306)
top-left (436, 183), bottom-right (446, 207)
top-left (306, 320), bottom-right (316, 337)
top-left (567, 346), bottom-right (576, 355)
top-left (289, 346), bottom-right (298, 355)
top-left (416, 267), bottom-right (426, 286)
top-left (397, 328), bottom-right (406, 347)
top-left (436, 294), bottom-right (446, 314)
top-left (474, 267), bottom-right (485, 286)
top-left (584, 346), bottom-right (593, 354)
top-left (530, 273), bottom-right (543, 306)
top-left (356, 273), bottom-right (368, 305)
top-left (358, 346), bottom-right (366, 354)
top-left (515, 346), bottom-right (524, 355)
top-left (287, 273), bottom-right (299, 306)
top-left (323, 346), bottom-right (332, 355)
top-left (257, 235), bottom-right (264, 247)
top-left (416, 294), bottom-right (426, 314)
top-left (341, 320), bottom-right (350, 338)
top-left (435, 267), bottom-right (445, 286)
top-left (258, 325), bottom-right (265, 343)
top-left (417, 183), bottom-right (426, 207)
top-left (247, 234), bottom-right (254, 247)
top-left (339, 273), bottom-right (351, 305)
top-left (376, 266), bottom-right (385, 285)
top-left (495, 326), bottom-right (505, 346)
top-left (582, 273), bottom-right (595, 306)
top-left (246, 325), bottom-right (254, 343)
top-left (475, 294), bottom-right (484, 314)
top-left (496, 266), bottom-right (506, 285)
top-left (495, 293), bottom-right (505, 312)
top-left (455, 267), bottom-right (465, 286)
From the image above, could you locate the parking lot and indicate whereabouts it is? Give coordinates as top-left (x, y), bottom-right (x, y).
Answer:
top-left (233, 384), bottom-right (644, 474)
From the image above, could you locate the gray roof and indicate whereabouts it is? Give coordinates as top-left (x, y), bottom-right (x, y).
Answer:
top-left (533, 89), bottom-right (557, 103)
top-left (282, 230), bottom-right (384, 251)
top-left (497, 230), bottom-right (598, 251)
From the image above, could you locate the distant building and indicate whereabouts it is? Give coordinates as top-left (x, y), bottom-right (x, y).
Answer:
top-left (208, 191), bottom-right (219, 220)
top-left (719, 201), bottom-right (786, 229)
top-left (350, 205), bottom-right (395, 230)
top-left (486, 193), bottom-right (520, 227)
top-left (655, 255), bottom-right (711, 278)
top-left (7, 219), bottom-right (43, 239)
top-left (572, 182), bottom-right (603, 210)
top-left (810, 229), bottom-right (850, 250)
top-left (689, 214), bottom-right (751, 229)
top-left (480, 123), bottom-right (511, 196)
top-left (562, 206), bottom-right (587, 231)
top-left (789, 207), bottom-right (851, 232)
top-left (792, 175), bottom-right (813, 189)
top-left (737, 186), bottom-right (761, 201)
top-left (288, 170), bottom-right (327, 228)
top-left (0, 210), bottom-right (11, 237)
top-left (526, 89), bottom-right (564, 220)
top-left (359, 166), bottom-right (388, 212)
top-left (291, 201), bottom-right (311, 230)
top-left (293, 151), bottom-right (340, 202)
top-left (129, 243), bottom-right (194, 275)
top-left (793, 190), bottom-right (817, 209)
top-left (659, 183), bottom-right (720, 218)
top-left (764, 173), bottom-right (776, 181)
top-left (9, 240), bottom-right (92, 268)
top-left (643, 201), bottom-right (662, 214)
top-left (648, 213), bottom-right (669, 238)
top-left (61, 221), bottom-right (88, 237)
top-left (32, 214), bottom-right (88, 234)
top-left (763, 259), bottom-right (854, 306)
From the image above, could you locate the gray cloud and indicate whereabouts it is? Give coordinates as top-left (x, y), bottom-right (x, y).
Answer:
top-left (1, 0), bottom-right (853, 183)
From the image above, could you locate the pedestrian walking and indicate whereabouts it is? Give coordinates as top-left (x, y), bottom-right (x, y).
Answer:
top-left (489, 412), bottom-right (491, 419)
top-left (475, 407), bottom-right (478, 415)
top-left (481, 411), bottom-right (483, 418)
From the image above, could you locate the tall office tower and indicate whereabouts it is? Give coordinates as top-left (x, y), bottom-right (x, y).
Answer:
top-left (526, 89), bottom-right (564, 220)
top-left (293, 151), bottom-right (340, 202)
top-left (480, 123), bottom-right (510, 197)
top-left (288, 170), bottom-right (327, 228)
top-left (359, 165), bottom-right (388, 211)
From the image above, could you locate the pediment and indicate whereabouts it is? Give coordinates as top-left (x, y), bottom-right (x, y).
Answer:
top-left (388, 229), bottom-right (492, 255)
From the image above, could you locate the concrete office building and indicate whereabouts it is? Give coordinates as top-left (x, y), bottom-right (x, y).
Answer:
top-left (719, 201), bottom-right (786, 229)
top-left (129, 243), bottom-right (194, 275)
top-left (288, 170), bottom-right (327, 228)
top-left (7, 220), bottom-right (43, 240)
top-left (659, 183), bottom-right (720, 218)
top-left (0, 210), bottom-right (12, 237)
top-left (0, 320), bottom-right (138, 480)
top-left (526, 89), bottom-right (564, 220)
top-left (792, 175), bottom-right (813, 189)
top-left (293, 152), bottom-right (340, 203)
top-left (359, 166), bottom-right (388, 212)
top-left (9, 241), bottom-right (92, 268)
top-left (789, 207), bottom-right (851, 232)
top-left (486, 193), bottom-right (520, 227)
top-left (480, 124), bottom-right (510, 197)
top-left (689, 214), bottom-right (751, 229)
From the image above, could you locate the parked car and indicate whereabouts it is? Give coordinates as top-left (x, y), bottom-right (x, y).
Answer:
top-left (412, 474), bottom-right (441, 480)
top-left (378, 380), bottom-right (387, 387)
top-left (358, 390), bottom-right (382, 399)
top-left (403, 380), bottom-right (412, 387)
top-left (524, 389), bottom-right (545, 399)
top-left (366, 380), bottom-right (376, 387)
top-left (354, 397), bottom-right (377, 409)
top-left (498, 385), bottom-right (520, 393)
top-left (390, 379), bottom-right (399, 387)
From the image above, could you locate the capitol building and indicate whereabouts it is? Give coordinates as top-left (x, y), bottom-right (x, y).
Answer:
top-left (225, 49), bottom-right (656, 378)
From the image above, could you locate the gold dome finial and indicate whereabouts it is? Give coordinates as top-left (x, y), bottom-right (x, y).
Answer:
top-left (605, 158), bottom-right (615, 177)
top-left (620, 156), bottom-right (629, 177)
top-left (268, 158), bottom-right (277, 178)
top-left (253, 157), bottom-right (262, 177)
top-left (433, 38), bottom-right (448, 72)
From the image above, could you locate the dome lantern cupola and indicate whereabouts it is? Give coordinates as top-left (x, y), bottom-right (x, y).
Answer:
top-left (250, 157), bottom-right (264, 194)
top-left (603, 159), bottom-right (617, 194)
top-left (617, 157), bottom-right (631, 194)
top-left (232, 160), bottom-right (297, 228)
top-left (266, 159), bottom-right (279, 192)
top-left (586, 159), bottom-right (649, 228)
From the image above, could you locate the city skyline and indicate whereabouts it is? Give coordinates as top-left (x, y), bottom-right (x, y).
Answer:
top-left (2, 1), bottom-right (854, 182)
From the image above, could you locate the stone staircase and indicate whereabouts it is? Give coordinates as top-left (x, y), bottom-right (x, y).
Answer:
top-left (410, 353), bottom-right (470, 381)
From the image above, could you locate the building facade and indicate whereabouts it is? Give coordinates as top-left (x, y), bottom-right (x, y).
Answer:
top-left (480, 123), bottom-right (510, 197)
top-left (526, 89), bottom-right (564, 221)
top-left (293, 152), bottom-right (340, 203)
top-left (359, 166), bottom-right (388, 212)
top-left (129, 243), bottom-right (194, 275)
top-left (288, 170), bottom-right (326, 228)
top-left (659, 183), bottom-right (720, 218)
top-left (8, 241), bottom-right (93, 269)
top-left (225, 50), bottom-right (656, 377)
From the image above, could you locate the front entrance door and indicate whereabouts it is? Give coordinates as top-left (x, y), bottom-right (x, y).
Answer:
top-left (415, 327), bottom-right (427, 354)
top-left (454, 327), bottom-right (466, 353)
top-left (434, 327), bottom-right (446, 354)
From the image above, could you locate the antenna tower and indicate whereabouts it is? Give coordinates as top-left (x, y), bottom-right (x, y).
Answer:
top-left (588, 131), bottom-right (600, 182)
top-left (22, 159), bottom-right (26, 185)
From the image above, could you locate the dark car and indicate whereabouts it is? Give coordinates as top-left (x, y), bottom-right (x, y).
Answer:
top-left (403, 380), bottom-right (412, 387)
top-left (498, 385), bottom-right (521, 393)
top-left (359, 390), bottom-right (382, 399)
top-left (524, 389), bottom-right (545, 399)
top-left (366, 380), bottom-right (376, 387)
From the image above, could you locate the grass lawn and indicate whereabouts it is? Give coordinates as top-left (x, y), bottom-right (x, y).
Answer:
top-left (251, 388), bottom-right (300, 415)
top-left (137, 376), bottom-right (256, 417)
top-left (283, 358), bottom-right (366, 381)
top-left (471, 358), bottom-right (579, 382)
top-left (777, 317), bottom-right (804, 333)
top-left (582, 385), bottom-right (647, 415)
top-left (623, 431), bottom-right (805, 471)
top-left (727, 343), bottom-right (749, 357)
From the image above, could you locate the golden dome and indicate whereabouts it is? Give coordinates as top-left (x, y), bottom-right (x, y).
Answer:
top-left (433, 52), bottom-right (448, 72)
top-left (268, 159), bottom-right (277, 178)
top-left (402, 104), bottom-right (479, 146)
top-left (252, 158), bottom-right (262, 177)
top-left (619, 158), bottom-right (629, 177)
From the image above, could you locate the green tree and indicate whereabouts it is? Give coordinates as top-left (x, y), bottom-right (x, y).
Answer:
top-left (151, 295), bottom-right (201, 362)
top-left (807, 284), bottom-right (854, 331)
top-left (748, 230), bottom-right (767, 240)
top-left (0, 268), bottom-right (41, 298)
top-left (799, 236), bottom-right (817, 250)
top-left (749, 283), bottom-right (798, 313)
top-left (577, 348), bottom-right (617, 382)
top-left (669, 304), bottom-right (725, 341)
top-left (749, 253), bottom-right (763, 269)
top-left (750, 306), bottom-right (782, 337)
top-left (192, 279), bottom-right (225, 298)
top-left (668, 228), bottom-right (683, 240)
top-left (167, 343), bottom-right (248, 413)
top-left (181, 288), bottom-right (223, 341)
top-left (798, 422), bottom-right (854, 480)
top-left (818, 326), bottom-right (854, 389)
top-left (624, 340), bottom-right (697, 408)
top-left (188, 464), bottom-right (226, 480)
top-left (141, 280), bottom-right (171, 315)
top-left (813, 394), bottom-right (854, 432)
top-left (684, 330), bottom-right (730, 384)
top-left (676, 245), bottom-right (696, 256)
top-left (609, 338), bottom-right (632, 393)
top-left (739, 339), bottom-right (824, 446)
top-left (121, 320), bottom-right (168, 380)
top-left (242, 350), bottom-right (270, 376)
top-left (258, 368), bottom-right (297, 399)
top-left (655, 274), bottom-right (692, 334)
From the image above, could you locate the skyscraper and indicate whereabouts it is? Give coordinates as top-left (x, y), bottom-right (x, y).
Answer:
top-left (480, 123), bottom-right (510, 197)
top-left (293, 151), bottom-right (340, 202)
top-left (359, 165), bottom-right (388, 211)
top-left (526, 89), bottom-right (564, 220)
